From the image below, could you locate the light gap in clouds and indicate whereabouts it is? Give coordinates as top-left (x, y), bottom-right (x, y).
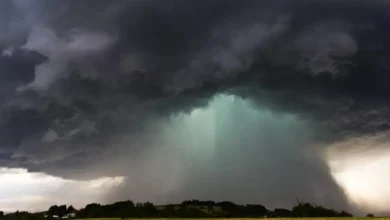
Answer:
top-left (0, 168), bottom-right (125, 212)
top-left (326, 134), bottom-right (390, 214)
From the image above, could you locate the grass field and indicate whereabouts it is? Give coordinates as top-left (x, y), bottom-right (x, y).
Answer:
top-left (75, 218), bottom-right (390, 220)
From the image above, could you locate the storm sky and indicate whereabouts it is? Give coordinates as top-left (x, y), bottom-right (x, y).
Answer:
top-left (1, 0), bottom-right (390, 215)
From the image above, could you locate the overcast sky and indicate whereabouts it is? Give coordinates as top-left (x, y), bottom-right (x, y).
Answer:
top-left (1, 0), bottom-right (390, 215)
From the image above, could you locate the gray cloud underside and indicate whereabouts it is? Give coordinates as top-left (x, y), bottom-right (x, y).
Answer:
top-left (1, 0), bottom-right (390, 214)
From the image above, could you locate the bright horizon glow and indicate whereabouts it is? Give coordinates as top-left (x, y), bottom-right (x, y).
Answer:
top-left (326, 133), bottom-right (390, 213)
top-left (0, 168), bottom-right (125, 212)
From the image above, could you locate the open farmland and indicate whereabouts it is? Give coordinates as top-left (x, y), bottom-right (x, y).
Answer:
top-left (76, 218), bottom-right (389, 220)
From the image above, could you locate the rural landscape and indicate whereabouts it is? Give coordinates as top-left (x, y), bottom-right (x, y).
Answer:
top-left (0, 199), bottom-right (382, 220)
top-left (2, 1), bottom-right (390, 220)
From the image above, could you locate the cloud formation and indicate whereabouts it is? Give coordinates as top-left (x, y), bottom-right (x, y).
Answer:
top-left (1, 0), bottom-right (390, 214)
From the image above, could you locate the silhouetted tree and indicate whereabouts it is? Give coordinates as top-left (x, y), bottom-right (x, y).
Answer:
top-left (292, 202), bottom-right (315, 217)
top-left (57, 205), bottom-right (67, 217)
top-left (163, 205), bottom-right (176, 217)
top-left (274, 208), bottom-right (293, 217)
top-left (67, 205), bottom-right (76, 214)
top-left (203, 201), bottom-right (216, 206)
top-left (48, 205), bottom-right (58, 216)
top-left (245, 204), bottom-right (268, 217)
top-left (47, 205), bottom-right (67, 217)
top-left (339, 210), bottom-right (353, 217)
top-left (367, 213), bottom-right (375, 217)
top-left (83, 203), bottom-right (103, 218)
top-left (143, 202), bottom-right (157, 216)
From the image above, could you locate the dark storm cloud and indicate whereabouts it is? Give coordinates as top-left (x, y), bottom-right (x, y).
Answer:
top-left (0, 0), bottom-right (390, 213)
top-left (103, 96), bottom-right (350, 210)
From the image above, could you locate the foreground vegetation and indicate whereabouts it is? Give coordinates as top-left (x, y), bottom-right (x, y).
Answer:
top-left (76, 219), bottom-right (388, 220)
top-left (52, 200), bottom-right (353, 218)
top-left (1, 199), bottom-right (382, 220)
top-left (3, 200), bottom-right (360, 220)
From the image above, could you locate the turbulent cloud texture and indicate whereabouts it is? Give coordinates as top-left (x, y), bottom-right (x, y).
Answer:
top-left (1, 0), bottom-right (390, 214)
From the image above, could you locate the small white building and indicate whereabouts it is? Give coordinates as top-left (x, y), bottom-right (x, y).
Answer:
top-left (62, 213), bottom-right (76, 219)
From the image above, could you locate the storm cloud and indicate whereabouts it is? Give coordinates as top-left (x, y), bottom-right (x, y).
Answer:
top-left (1, 0), bottom-right (390, 215)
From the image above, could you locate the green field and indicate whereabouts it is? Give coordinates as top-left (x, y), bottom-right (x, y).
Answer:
top-left (75, 218), bottom-right (390, 220)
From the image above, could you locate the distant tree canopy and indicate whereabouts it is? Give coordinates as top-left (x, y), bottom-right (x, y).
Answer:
top-left (273, 208), bottom-right (293, 217)
top-left (66, 206), bottom-right (76, 214)
top-left (2, 211), bottom-right (43, 220)
top-left (61, 200), bottom-right (353, 218)
top-left (47, 205), bottom-right (67, 217)
top-left (291, 202), bottom-right (350, 217)
top-left (1, 199), bottom-right (354, 220)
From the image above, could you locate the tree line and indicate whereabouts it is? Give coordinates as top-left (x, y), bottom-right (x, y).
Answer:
top-left (0, 199), bottom-right (355, 220)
